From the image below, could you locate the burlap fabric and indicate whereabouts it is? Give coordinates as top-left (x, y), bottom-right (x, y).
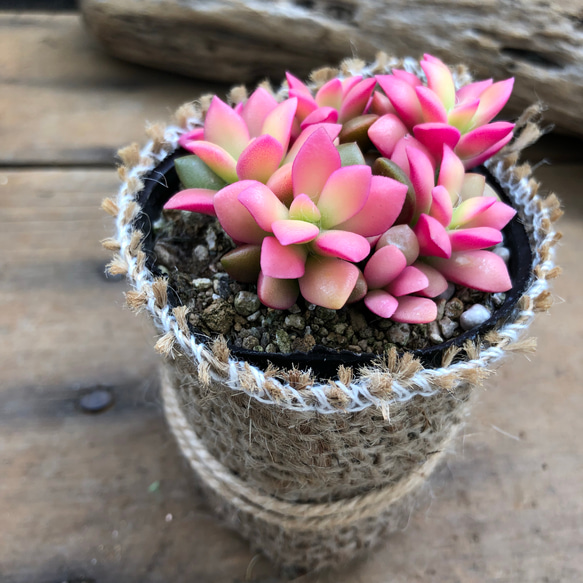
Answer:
top-left (102, 55), bottom-right (561, 571)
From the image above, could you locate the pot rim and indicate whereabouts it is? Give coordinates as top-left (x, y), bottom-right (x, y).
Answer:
top-left (135, 148), bottom-right (532, 376)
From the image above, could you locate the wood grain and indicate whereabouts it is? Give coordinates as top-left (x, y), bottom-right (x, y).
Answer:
top-left (0, 14), bottom-right (225, 167)
top-left (1, 13), bottom-right (582, 583)
top-left (80, 0), bottom-right (583, 136)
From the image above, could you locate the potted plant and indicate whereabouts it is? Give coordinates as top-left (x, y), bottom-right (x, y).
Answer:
top-left (102, 53), bottom-right (561, 573)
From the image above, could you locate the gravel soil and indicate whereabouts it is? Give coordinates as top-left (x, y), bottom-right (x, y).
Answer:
top-left (153, 211), bottom-right (505, 355)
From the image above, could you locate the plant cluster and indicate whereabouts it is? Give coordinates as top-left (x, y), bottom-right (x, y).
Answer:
top-left (164, 54), bottom-right (516, 324)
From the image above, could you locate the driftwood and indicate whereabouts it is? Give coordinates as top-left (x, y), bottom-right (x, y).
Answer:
top-left (79, 0), bottom-right (583, 135)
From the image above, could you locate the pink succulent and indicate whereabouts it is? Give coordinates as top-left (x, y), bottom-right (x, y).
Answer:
top-left (162, 58), bottom-right (519, 326)
top-left (362, 225), bottom-right (447, 323)
top-left (166, 90), bottom-right (343, 213)
top-left (286, 72), bottom-right (377, 133)
top-left (218, 128), bottom-right (408, 310)
top-left (404, 145), bottom-right (515, 292)
top-left (373, 54), bottom-right (515, 168)
top-left (178, 91), bottom-right (298, 185)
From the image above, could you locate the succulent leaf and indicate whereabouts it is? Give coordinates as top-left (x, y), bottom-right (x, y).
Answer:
top-left (257, 272), bottom-right (299, 310)
top-left (241, 87), bottom-right (279, 138)
top-left (220, 244), bottom-right (262, 282)
top-left (238, 181), bottom-right (288, 232)
top-left (385, 265), bottom-right (429, 297)
top-left (299, 256), bottom-right (359, 310)
top-left (376, 225), bottom-right (420, 265)
top-left (261, 97), bottom-right (298, 152)
top-left (420, 56), bottom-right (456, 111)
top-left (471, 78), bottom-right (515, 126)
top-left (175, 155), bottom-right (227, 191)
top-left (336, 142), bottom-right (367, 167)
top-left (364, 244), bottom-right (407, 289)
top-left (292, 127), bottom-right (341, 202)
top-left (186, 141), bottom-right (238, 184)
top-left (214, 181), bottom-right (269, 244)
top-left (430, 185), bottom-right (454, 227)
top-left (376, 75), bottom-right (424, 128)
top-left (449, 226), bottom-right (503, 251)
top-left (391, 296), bottom-right (437, 323)
top-left (288, 193), bottom-right (321, 222)
top-left (413, 261), bottom-right (449, 298)
top-left (368, 114), bottom-right (409, 158)
top-left (163, 188), bottom-right (217, 215)
top-left (364, 289), bottom-right (398, 318)
top-left (236, 134), bottom-right (284, 183)
top-left (204, 96), bottom-right (250, 158)
top-left (339, 114), bottom-right (378, 151)
top-left (312, 230), bottom-right (370, 262)
top-left (462, 200), bottom-right (517, 230)
top-left (414, 213), bottom-right (452, 258)
top-left (336, 175), bottom-right (407, 237)
top-left (318, 165), bottom-right (372, 229)
top-left (449, 196), bottom-right (497, 229)
top-left (260, 236), bottom-right (307, 279)
top-left (338, 77), bottom-right (377, 123)
top-left (272, 219), bottom-right (320, 245)
top-left (427, 250), bottom-right (512, 292)
top-left (415, 86), bottom-right (449, 123)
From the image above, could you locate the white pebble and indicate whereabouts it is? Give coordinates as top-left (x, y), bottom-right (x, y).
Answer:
top-left (460, 304), bottom-right (491, 331)
top-left (492, 246), bottom-right (510, 263)
top-left (192, 277), bottom-right (213, 290)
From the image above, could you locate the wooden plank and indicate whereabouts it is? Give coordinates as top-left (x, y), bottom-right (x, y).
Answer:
top-left (2, 13), bottom-right (583, 169)
top-left (0, 14), bottom-right (226, 167)
top-left (1, 165), bottom-right (581, 582)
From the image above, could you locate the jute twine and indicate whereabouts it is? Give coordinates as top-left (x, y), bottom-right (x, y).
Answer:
top-left (103, 54), bottom-right (561, 570)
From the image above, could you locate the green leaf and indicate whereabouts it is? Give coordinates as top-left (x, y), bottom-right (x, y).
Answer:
top-left (372, 157), bottom-right (416, 225)
top-left (175, 155), bottom-right (228, 190)
top-left (336, 143), bottom-right (366, 167)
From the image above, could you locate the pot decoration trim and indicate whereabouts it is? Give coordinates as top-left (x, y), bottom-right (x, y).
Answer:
top-left (104, 55), bottom-right (560, 416)
top-left (103, 54), bottom-right (561, 571)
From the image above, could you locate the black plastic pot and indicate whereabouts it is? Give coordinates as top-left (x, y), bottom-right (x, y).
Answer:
top-left (135, 148), bottom-right (532, 378)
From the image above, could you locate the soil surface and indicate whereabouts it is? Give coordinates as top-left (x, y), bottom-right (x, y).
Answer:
top-left (153, 211), bottom-right (505, 355)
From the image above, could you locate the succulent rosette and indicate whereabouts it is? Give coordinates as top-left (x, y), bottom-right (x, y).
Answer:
top-left (216, 128), bottom-right (407, 310)
top-left (163, 54), bottom-right (518, 325)
top-left (371, 53), bottom-right (515, 169)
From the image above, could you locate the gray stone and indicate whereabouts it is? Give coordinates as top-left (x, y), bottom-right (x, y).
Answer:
top-left (428, 321), bottom-right (443, 344)
top-left (202, 299), bottom-right (235, 334)
top-left (79, 388), bottom-right (114, 413)
top-left (445, 298), bottom-right (464, 319)
top-left (242, 336), bottom-right (259, 350)
top-left (192, 277), bottom-right (213, 290)
top-left (387, 323), bottom-right (410, 345)
top-left (234, 291), bottom-right (260, 316)
top-left (460, 304), bottom-right (492, 331)
top-left (275, 329), bottom-right (291, 353)
top-left (285, 314), bottom-right (306, 330)
top-left (492, 292), bottom-right (506, 307)
top-left (439, 316), bottom-right (458, 339)
top-left (193, 244), bottom-right (209, 262)
top-left (81, 0), bottom-right (583, 136)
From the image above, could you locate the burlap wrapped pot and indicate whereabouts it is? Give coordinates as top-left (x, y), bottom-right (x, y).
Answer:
top-left (102, 55), bottom-right (561, 572)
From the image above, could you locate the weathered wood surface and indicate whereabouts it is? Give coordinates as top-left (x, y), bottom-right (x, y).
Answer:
top-left (79, 0), bottom-right (583, 136)
top-left (0, 13), bottom-right (228, 167)
top-left (1, 13), bottom-right (583, 583)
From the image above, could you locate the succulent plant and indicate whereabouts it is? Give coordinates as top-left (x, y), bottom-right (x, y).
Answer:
top-left (163, 55), bottom-right (517, 325)
top-left (371, 53), bottom-right (515, 169)
top-left (217, 128), bottom-right (407, 310)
